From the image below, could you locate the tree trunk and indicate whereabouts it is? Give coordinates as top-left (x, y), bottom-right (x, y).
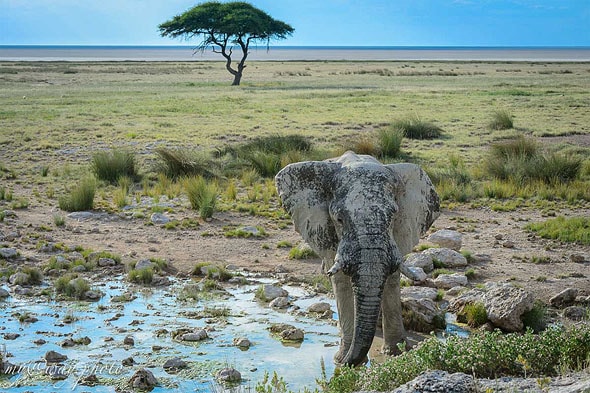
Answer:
top-left (231, 71), bottom-right (242, 86)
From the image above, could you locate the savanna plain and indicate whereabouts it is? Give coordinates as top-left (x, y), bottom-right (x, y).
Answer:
top-left (0, 60), bottom-right (589, 392)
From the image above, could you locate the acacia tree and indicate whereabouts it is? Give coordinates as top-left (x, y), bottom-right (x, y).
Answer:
top-left (159, 2), bottom-right (294, 86)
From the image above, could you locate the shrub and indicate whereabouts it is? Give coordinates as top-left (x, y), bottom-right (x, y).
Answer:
top-left (154, 147), bottom-right (219, 179)
top-left (91, 149), bottom-right (137, 183)
top-left (489, 109), bottom-right (514, 130)
top-left (525, 216), bottom-right (589, 245)
top-left (377, 126), bottom-right (404, 158)
top-left (127, 268), bottom-right (154, 285)
top-left (458, 302), bottom-right (488, 327)
top-left (184, 175), bottom-right (218, 219)
top-left (390, 115), bottom-right (443, 139)
top-left (192, 262), bottom-right (233, 281)
top-left (55, 274), bottom-right (90, 299)
top-left (289, 245), bottom-right (318, 259)
top-left (58, 177), bottom-right (96, 212)
top-left (21, 266), bottom-right (43, 285)
top-left (521, 301), bottom-right (547, 333)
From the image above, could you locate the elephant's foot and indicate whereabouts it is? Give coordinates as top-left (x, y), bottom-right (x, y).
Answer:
top-left (333, 344), bottom-right (349, 364)
top-left (381, 337), bottom-right (409, 356)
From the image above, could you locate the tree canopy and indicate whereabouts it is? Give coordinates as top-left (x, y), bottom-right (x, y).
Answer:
top-left (159, 2), bottom-right (294, 85)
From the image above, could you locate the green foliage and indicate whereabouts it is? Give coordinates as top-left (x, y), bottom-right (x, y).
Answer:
top-left (154, 147), bottom-right (220, 179)
top-left (184, 175), bottom-right (218, 219)
top-left (21, 266), bottom-right (43, 285)
top-left (377, 126), bottom-right (404, 158)
top-left (325, 325), bottom-right (590, 393)
top-left (127, 267), bottom-right (154, 285)
top-left (521, 301), bottom-right (547, 333)
top-left (192, 262), bottom-right (233, 281)
top-left (526, 216), bottom-right (589, 245)
top-left (483, 136), bottom-right (582, 185)
top-left (390, 115), bottom-right (443, 139)
top-left (55, 274), bottom-right (91, 299)
top-left (91, 149), bottom-right (137, 183)
top-left (458, 302), bottom-right (488, 327)
top-left (53, 213), bottom-right (65, 227)
top-left (58, 177), bottom-right (96, 212)
top-left (489, 109), bottom-right (514, 130)
top-left (224, 226), bottom-right (267, 238)
top-left (288, 245), bottom-right (318, 259)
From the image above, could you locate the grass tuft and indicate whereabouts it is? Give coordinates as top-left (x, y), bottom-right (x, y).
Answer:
top-left (489, 109), bottom-right (514, 130)
top-left (58, 177), bottom-right (96, 212)
top-left (390, 115), bottom-right (443, 140)
top-left (184, 175), bottom-right (218, 219)
top-left (92, 149), bottom-right (137, 183)
top-left (525, 216), bottom-right (589, 245)
top-left (154, 147), bottom-right (220, 179)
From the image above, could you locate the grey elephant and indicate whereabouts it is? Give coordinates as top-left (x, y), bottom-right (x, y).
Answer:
top-left (275, 151), bottom-right (440, 366)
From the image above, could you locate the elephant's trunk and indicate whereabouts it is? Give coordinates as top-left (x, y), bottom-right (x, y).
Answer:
top-left (340, 249), bottom-right (390, 366)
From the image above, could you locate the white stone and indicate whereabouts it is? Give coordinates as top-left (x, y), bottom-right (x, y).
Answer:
top-left (423, 248), bottom-right (468, 268)
top-left (483, 285), bottom-right (534, 332)
top-left (181, 329), bottom-right (208, 342)
top-left (401, 286), bottom-right (440, 301)
top-left (150, 213), bottom-right (170, 225)
top-left (433, 273), bottom-right (468, 289)
top-left (404, 253), bottom-right (434, 272)
top-left (307, 302), bottom-right (332, 313)
top-left (0, 248), bottom-right (17, 259)
top-left (269, 296), bottom-right (290, 309)
top-left (400, 265), bottom-right (427, 283)
top-left (259, 284), bottom-right (288, 302)
top-left (135, 259), bottom-right (154, 270)
top-left (428, 229), bottom-right (463, 251)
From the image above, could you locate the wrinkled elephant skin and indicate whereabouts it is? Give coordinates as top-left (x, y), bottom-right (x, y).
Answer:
top-left (275, 151), bottom-right (440, 366)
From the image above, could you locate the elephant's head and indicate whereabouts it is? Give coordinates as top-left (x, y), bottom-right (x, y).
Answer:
top-left (275, 151), bottom-right (439, 366)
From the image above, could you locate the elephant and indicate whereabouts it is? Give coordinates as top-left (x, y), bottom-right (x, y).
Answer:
top-left (275, 151), bottom-right (440, 366)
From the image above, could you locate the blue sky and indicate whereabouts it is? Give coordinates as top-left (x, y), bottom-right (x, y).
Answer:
top-left (1, 0), bottom-right (588, 46)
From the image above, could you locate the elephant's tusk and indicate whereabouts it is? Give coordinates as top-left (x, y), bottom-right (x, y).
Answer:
top-left (327, 260), bottom-right (342, 276)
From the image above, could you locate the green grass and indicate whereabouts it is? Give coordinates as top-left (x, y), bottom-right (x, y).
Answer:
top-left (54, 274), bottom-right (91, 299)
top-left (525, 216), bottom-right (590, 245)
top-left (154, 147), bottom-right (220, 179)
top-left (488, 109), bottom-right (514, 130)
top-left (58, 176), bottom-right (96, 212)
top-left (127, 267), bottom-right (154, 285)
top-left (91, 149), bottom-right (137, 183)
top-left (324, 324), bottom-right (590, 393)
top-left (184, 175), bottom-right (218, 219)
top-left (389, 115), bottom-right (443, 140)
top-left (457, 302), bottom-right (488, 327)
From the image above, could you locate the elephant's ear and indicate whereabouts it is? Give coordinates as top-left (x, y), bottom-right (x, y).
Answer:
top-left (386, 163), bottom-right (440, 255)
top-left (275, 161), bottom-right (341, 255)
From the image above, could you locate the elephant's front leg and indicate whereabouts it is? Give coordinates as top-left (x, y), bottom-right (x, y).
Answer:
top-left (331, 271), bottom-right (354, 364)
top-left (381, 271), bottom-right (406, 355)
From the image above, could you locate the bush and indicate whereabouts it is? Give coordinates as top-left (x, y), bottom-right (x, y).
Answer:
top-left (154, 147), bottom-right (219, 179)
top-left (127, 268), bottom-right (154, 285)
top-left (526, 216), bottom-right (590, 245)
top-left (55, 274), bottom-right (90, 299)
top-left (184, 175), bottom-right (218, 219)
top-left (58, 177), bottom-right (96, 212)
top-left (92, 149), bottom-right (137, 183)
top-left (377, 126), bottom-right (404, 158)
top-left (458, 302), bottom-right (488, 327)
top-left (390, 115), bottom-right (443, 140)
top-left (489, 109), bottom-right (514, 130)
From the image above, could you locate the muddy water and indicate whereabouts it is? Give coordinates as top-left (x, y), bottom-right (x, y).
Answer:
top-left (0, 277), bottom-right (339, 392)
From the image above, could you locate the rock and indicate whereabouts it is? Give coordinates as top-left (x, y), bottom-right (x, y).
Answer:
top-left (3, 333), bottom-right (20, 340)
top-left (181, 329), bottom-right (208, 342)
top-left (446, 286), bottom-right (467, 296)
top-left (402, 298), bottom-right (446, 332)
top-left (0, 248), bottom-right (18, 259)
top-left (9, 272), bottom-right (30, 285)
top-left (151, 213), bottom-right (170, 225)
top-left (308, 302), bottom-right (332, 314)
top-left (122, 357), bottom-right (135, 366)
top-left (71, 265), bottom-right (87, 273)
top-left (45, 365), bottom-right (68, 380)
top-left (550, 288), bottom-right (578, 308)
top-left (216, 367), bottom-right (241, 383)
top-left (502, 240), bottom-right (515, 248)
top-left (67, 211), bottom-right (96, 221)
top-left (392, 370), bottom-right (476, 393)
top-left (233, 337), bottom-right (251, 349)
top-left (34, 338), bottom-right (47, 345)
top-left (423, 248), bottom-right (468, 268)
top-left (449, 288), bottom-right (485, 314)
top-left (404, 253), bottom-right (434, 273)
top-left (79, 374), bottom-right (99, 386)
top-left (400, 265), bottom-right (427, 283)
top-left (483, 284), bottom-right (534, 332)
top-left (401, 286), bottom-right (440, 301)
top-left (84, 290), bottom-right (102, 300)
top-left (269, 296), bottom-right (290, 309)
top-left (61, 336), bottom-right (91, 347)
top-left (239, 226), bottom-right (262, 236)
top-left (280, 328), bottom-right (304, 342)
top-left (428, 230), bottom-right (463, 251)
top-left (0, 288), bottom-right (9, 299)
top-left (129, 368), bottom-right (158, 390)
top-left (97, 258), bottom-right (116, 267)
top-left (433, 273), bottom-right (468, 289)
top-left (123, 336), bottom-right (135, 346)
top-left (570, 253), bottom-right (587, 263)
top-left (563, 306), bottom-right (587, 321)
top-left (163, 357), bottom-right (188, 372)
top-left (258, 284), bottom-right (288, 302)
top-left (13, 285), bottom-right (32, 295)
top-left (45, 350), bottom-right (67, 363)
top-left (135, 259), bottom-right (155, 270)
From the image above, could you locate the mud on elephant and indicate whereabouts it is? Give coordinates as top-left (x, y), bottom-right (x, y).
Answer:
top-left (275, 151), bottom-right (440, 366)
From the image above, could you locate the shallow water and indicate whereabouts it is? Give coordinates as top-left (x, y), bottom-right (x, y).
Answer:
top-left (0, 277), bottom-right (339, 392)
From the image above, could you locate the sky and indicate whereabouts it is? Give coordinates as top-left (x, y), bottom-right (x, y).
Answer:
top-left (0, 0), bottom-right (589, 47)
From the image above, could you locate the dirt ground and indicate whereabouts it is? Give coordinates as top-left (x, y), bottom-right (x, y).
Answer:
top-left (3, 190), bottom-right (589, 306)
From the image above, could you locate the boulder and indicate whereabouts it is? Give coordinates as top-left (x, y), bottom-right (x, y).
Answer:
top-left (563, 306), bottom-right (586, 321)
top-left (0, 288), bottom-right (9, 299)
top-left (135, 259), bottom-right (155, 270)
top-left (400, 265), bottom-right (427, 283)
top-left (163, 357), bottom-right (188, 372)
top-left (151, 213), bottom-right (170, 225)
top-left (9, 272), bottom-right (30, 285)
top-left (428, 230), bottom-right (463, 251)
top-left (483, 284), bottom-right (534, 332)
top-left (0, 248), bottom-right (17, 259)
top-left (550, 288), bottom-right (578, 308)
top-left (280, 328), bottom-right (304, 342)
top-left (97, 258), bottom-right (116, 267)
top-left (404, 253), bottom-right (434, 273)
top-left (402, 298), bottom-right (446, 332)
top-left (401, 286), bottom-right (440, 301)
top-left (45, 350), bottom-right (67, 363)
top-left (129, 368), bottom-right (158, 390)
top-left (433, 273), bottom-right (468, 289)
top-left (233, 337), bottom-right (251, 349)
top-left (423, 248), bottom-right (468, 268)
top-left (123, 336), bottom-right (134, 346)
top-left (449, 288), bottom-right (485, 313)
top-left (269, 296), bottom-right (290, 309)
top-left (258, 284), bottom-right (288, 302)
top-left (392, 370), bottom-right (476, 393)
top-left (217, 367), bottom-right (241, 383)
top-left (181, 329), bottom-right (208, 342)
top-left (307, 302), bottom-right (332, 314)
